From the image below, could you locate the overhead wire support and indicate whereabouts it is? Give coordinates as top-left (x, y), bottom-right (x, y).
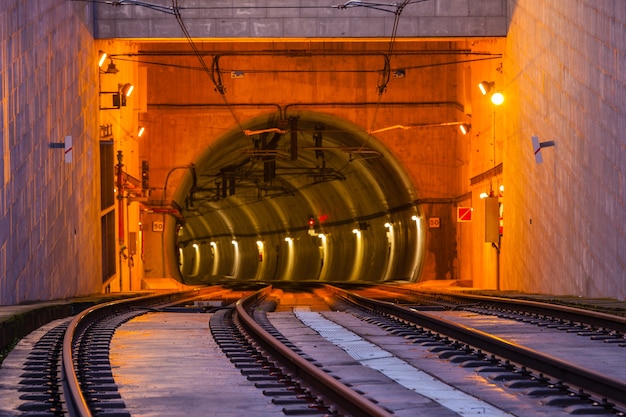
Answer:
top-left (108, 0), bottom-right (175, 14)
top-left (171, 0), bottom-right (243, 131)
top-left (366, 0), bottom-right (411, 140)
top-left (335, 0), bottom-right (427, 13)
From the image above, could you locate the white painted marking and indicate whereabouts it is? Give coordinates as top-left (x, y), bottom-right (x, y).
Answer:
top-left (294, 309), bottom-right (515, 417)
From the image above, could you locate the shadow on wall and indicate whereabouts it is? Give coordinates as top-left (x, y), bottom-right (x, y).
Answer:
top-left (425, 204), bottom-right (457, 280)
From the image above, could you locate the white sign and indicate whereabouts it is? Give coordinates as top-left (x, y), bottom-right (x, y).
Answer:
top-left (152, 221), bottom-right (164, 232)
top-left (64, 135), bottom-right (73, 163)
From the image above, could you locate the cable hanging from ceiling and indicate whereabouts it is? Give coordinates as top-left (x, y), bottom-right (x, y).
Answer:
top-left (362, 0), bottom-right (411, 154)
top-left (171, 0), bottom-right (244, 132)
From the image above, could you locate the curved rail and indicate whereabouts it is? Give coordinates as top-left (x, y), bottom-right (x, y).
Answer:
top-left (327, 285), bottom-right (626, 406)
top-left (235, 286), bottom-right (394, 417)
top-left (61, 288), bottom-right (219, 417)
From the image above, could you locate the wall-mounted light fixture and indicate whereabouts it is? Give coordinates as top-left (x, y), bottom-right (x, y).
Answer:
top-left (101, 58), bottom-right (119, 75)
top-left (478, 81), bottom-right (495, 95)
top-left (98, 51), bottom-right (108, 68)
top-left (101, 83), bottom-right (134, 110)
top-left (121, 83), bottom-right (133, 97)
top-left (459, 124), bottom-right (471, 135)
top-left (478, 81), bottom-right (504, 106)
top-left (138, 127), bottom-right (145, 137)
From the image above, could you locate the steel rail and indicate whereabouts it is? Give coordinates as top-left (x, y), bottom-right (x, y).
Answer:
top-left (61, 287), bottom-right (220, 417)
top-left (235, 286), bottom-right (394, 417)
top-left (328, 286), bottom-right (626, 407)
top-left (383, 285), bottom-right (626, 334)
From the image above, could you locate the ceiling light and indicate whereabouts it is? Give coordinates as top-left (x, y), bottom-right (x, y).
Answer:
top-left (459, 124), bottom-right (471, 135)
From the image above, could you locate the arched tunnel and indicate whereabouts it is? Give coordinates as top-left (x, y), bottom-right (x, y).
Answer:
top-left (172, 112), bottom-right (425, 284)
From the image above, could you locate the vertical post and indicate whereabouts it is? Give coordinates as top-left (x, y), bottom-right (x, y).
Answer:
top-left (116, 151), bottom-right (125, 291)
top-left (116, 151), bottom-right (125, 245)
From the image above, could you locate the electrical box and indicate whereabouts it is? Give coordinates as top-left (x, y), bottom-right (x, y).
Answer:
top-left (485, 197), bottom-right (500, 243)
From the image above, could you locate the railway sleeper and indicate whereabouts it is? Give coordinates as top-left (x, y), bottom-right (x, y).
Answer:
top-left (210, 307), bottom-right (339, 416)
top-left (339, 300), bottom-right (626, 416)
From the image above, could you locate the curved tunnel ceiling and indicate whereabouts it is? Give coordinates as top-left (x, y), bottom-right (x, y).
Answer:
top-left (172, 111), bottom-right (425, 284)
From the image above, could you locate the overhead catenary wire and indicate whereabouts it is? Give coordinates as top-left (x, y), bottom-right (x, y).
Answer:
top-left (171, 0), bottom-right (244, 132)
top-left (363, 0), bottom-right (412, 153)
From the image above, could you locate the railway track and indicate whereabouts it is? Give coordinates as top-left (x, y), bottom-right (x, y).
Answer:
top-left (2, 284), bottom-right (626, 416)
top-left (327, 285), bottom-right (626, 414)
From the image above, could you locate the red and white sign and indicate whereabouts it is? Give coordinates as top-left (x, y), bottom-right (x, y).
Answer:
top-left (457, 207), bottom-right (473, 222)
top-left (64, 135), bottom-right (73, 163)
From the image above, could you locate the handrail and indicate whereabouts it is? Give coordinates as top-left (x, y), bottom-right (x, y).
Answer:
top-left (235, 286), bottom-right (393, 417)
top-left (327, 285), bottom-right (626, 405)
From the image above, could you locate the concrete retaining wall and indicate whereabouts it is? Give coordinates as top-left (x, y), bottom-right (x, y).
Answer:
top-left (500, 0), bottom-right (625, 298)
top-left (0, 1), bottom-right (102, 305)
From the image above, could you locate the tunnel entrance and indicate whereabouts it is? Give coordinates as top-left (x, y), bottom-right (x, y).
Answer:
top-left (171, 111), bottom-right (425, 284)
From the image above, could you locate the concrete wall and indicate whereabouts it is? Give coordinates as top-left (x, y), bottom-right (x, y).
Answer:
top-left (129, 40), bottom-right (471, 282)
top-left (0, 2), bottom-right (102, 305)
top-left (499, 0), bottom-right (625, 298)
top-left (94, 0), bottom-right (507, 39)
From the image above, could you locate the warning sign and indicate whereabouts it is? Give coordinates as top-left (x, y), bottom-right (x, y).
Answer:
top-left (457, 207), bottom-right (472, 222)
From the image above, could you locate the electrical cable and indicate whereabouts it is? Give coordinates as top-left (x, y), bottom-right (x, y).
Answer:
top-left (364, 0), bottom-right (411, 153)
top-left (171, 0), bottom-right (244, 132)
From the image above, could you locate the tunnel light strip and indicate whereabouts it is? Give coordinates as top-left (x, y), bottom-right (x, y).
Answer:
top-left (411, 215), bottom-right (423, 280)
top-left (192, 243), bottom-right (200, 276)
top-left (284, 237), bottom-right (295, 280)
top-left (317, 234), bottom-right (328, 280)
top-left (294, 309), bottom-right (515, 417)
top-left (210, 241), bottom-right (219, 277)
top-left (382, 222), bottom-right (394, 281)
top-left (231, 240), bottom-right (239, 277)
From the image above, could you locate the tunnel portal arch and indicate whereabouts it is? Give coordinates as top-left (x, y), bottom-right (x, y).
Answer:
top-left (170, 111), bottom-right (426, 284)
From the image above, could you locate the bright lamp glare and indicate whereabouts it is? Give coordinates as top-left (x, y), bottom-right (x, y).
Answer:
top-left (491, 92), bottom-right (504, 105)
top-left (479, 192), bottom-right (489, 199)
top-left (98, 51), bottom-right (107, 67)
top-left (478, 81), bottom-right (494, 96)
